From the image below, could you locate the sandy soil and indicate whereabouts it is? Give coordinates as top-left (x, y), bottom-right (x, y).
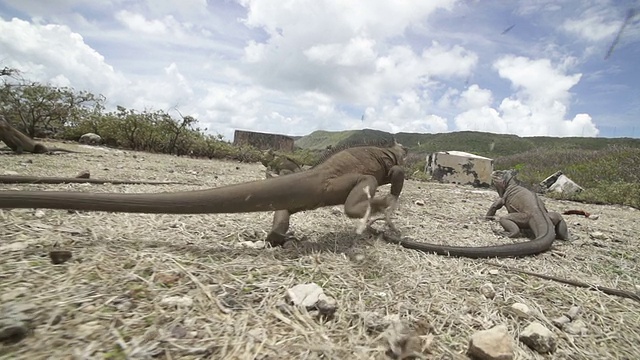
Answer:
top-left (1, 143), bottom-right (638, 359)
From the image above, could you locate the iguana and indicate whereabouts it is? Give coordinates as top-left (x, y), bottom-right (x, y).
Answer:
top-left (0, 174), bottom-right (189, 185)
top-left (260, 149), bottom-right (302, 178)
top-left (0, 140), bottom-right (408, 246)
top-left (0, 116), bottom-right (82, 154)
top-left (379, 169), bottom-right (569, 258)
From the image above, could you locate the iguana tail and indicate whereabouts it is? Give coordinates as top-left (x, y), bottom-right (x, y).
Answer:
top-left (0, 171), bottom-right (323, 214)
top-left (380, 222), bottom-right (556, 258)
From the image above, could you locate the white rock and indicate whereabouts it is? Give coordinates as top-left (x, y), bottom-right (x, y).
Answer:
top-left (160, 296), bottom-right (194, 307)
top-left (467, 324), bottom-right (514, 360)
top-left (286, 283), bottom-right (325, 308)
top-left (519, 321), bottom-right (557, 354)
top-left (479, 283), bottom-right (496, 299)
top-left (563, 319), bottom-right (588, 335)
top-left (510, 303), bottom-right (531, 318)
top-left (589, 231), bottom-right (607, 240)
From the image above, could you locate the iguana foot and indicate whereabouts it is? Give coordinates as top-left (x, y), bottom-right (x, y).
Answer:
top-left (265, 231), bottom-right (288, 247)
top-left (356, 185), bottom-right (373, 235)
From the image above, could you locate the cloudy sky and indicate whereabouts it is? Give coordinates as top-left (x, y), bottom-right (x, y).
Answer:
top-left (1, 0), bottom-right (638, 140)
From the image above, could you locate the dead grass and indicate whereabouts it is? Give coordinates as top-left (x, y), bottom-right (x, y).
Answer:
top-left (0, 143), bottom-right (639, 359)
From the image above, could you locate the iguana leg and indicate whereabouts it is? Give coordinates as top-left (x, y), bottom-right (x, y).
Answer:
top-left (265, 210), bottom-right (293, 246)
top-left (366, 165), bottom-right (405, 230)
top-left (497, 213), bottom-right (531, 237)
top-left (343, 175), bottom-right (379, 223)
top-left (548, 211), bottom-right (570, 240)
top-left (486, 198), bottom-right (505, 219)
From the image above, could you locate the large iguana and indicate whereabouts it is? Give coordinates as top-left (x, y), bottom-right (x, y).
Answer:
top-left (0, 116), bottom-right (82, 154)
top-left (380, 169), bottom-right (569, 258)
top-left (0, 141), bottom-right (408, 246)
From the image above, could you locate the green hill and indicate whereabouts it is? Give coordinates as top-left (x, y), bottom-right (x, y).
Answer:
top-left (295, 129), bottom-right (640, 158)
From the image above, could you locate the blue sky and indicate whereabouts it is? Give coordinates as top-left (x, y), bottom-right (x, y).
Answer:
top-left (0, 0), bottom-right (638, 140)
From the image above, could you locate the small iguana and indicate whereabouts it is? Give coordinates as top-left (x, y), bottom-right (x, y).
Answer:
top-left (380, 169), bottom-right (569, 258)
top-left (0, 174), bottom-right (189, 185)
top-left (260, 149), bottom-right (302, 178)
top-left (0, 116), bottom-right (82, 154)
top-left (0, 140), bottom-right (408, 246)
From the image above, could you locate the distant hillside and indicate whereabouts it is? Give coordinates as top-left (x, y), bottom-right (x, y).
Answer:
top-left (295, 129), bottom-right (640, 158)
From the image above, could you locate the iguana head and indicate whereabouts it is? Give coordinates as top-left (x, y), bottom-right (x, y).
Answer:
top-left (390, 137), bottom-right (409, 165)
top-left (491, 169), bottom-right (517, 196)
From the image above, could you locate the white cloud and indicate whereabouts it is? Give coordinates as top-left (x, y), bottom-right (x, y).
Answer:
top-left (2, 1), bottom-right (626, 140)
top-left (454, 56), bottom-right (599, 137)
top-left (562, 6), bottom-right (625, 42)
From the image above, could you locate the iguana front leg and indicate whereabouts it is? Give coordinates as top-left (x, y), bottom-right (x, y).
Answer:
top-left (366, 165), bottom-right (405, 230)
top-left (485, 198), bottom-right (505, 219)
top-left (265, 209), bottom-right (293, 246)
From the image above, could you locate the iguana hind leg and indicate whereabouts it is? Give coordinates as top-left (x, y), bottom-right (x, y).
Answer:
top-left (497, 213), bottom-right (531, 237)
top-left (548, 211), bottom-right (570, 240)
top-left (265, 209), bottom-right (293, 246)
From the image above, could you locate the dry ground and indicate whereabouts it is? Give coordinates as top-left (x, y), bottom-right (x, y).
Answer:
top-left (0, 143), bottom-right (638, 360)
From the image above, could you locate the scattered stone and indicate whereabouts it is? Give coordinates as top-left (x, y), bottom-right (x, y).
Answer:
top-left (588, 214), bottom-right (600, 220)
top-left (237, 240), bottom-right (266, 249)
top-left (565, 306), bottom-right (581, 320)
top-left (510, 303), bottom-right (531, 319)
top-left (2, 170), bottom-right (19, 176)
top-left (467, 324), bottom-right (514, 360)
top-left (488, 269), bottom-right (500, 275)
top-left (0, 318), bottom-right (29, 343)
top-left (169, 324), bottom-right (188, 339)
top-left (330, 206), bottom-right (343, 216)
top-left (381, 320), bottom-right (424, 359)
top-left (519, 321), bottom-right (557, 354)
top-left (75, 170), bottom-right (91, 178)
top-left (34, 209), bottom-right (46, 218)
top-left (479, 283), bottom-right (496, 299)
top-left (563, 319), bottom-right (588, 335)
top-left (0, 287), bottom-right (28, 302)
top-left (49, 250), bottom-right (73, 264)
top-left (414, 200), bottom-right (425, 206)
top-left (589, 231), bottom-right (607, 240)
top-left (285, 283), bottom-right (338, 319)
top-left (1, 242), bottom-right (28, 252)
top-left (79, 132), bottom-right (102, 145)
top-left (160, 296), bottom-right (194, 308)
top-left (360, 312), bottom-right (400, 333)
top-left (551, 315), bottom-right (571, 328)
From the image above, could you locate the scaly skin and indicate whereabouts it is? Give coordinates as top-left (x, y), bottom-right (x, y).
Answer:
top-left (381, 169), bottom-right (569, 258)
top-left (0, 141), bottom-right (408, 246)
top-left (0, 116), bottom-right (82, 154)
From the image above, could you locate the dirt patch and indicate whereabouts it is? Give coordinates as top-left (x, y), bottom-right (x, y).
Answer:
top-left (1, 144), bottom-right (639, 359)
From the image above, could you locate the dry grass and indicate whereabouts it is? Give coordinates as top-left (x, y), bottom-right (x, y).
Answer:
top-left (1, 143), bottom-right (639, 360)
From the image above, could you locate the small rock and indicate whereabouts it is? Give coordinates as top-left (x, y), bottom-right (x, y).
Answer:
top-left (75, 170), bottom-right (91, 178)
top-left (160, 296), bottom-right (194, 308)
top-left (467, 324), bottom-right (514, 360)
top-left (360, 312), bottom-right (400, 333)
top-left (414, 200), bottom-right (425, 206)
top-left (382, 320), bottom-right (423, 359)
top-left (0, 318), bottom-right (29, 343)
top-left (169, 324), bottom-right (188, 339)
top-left (510, 303), bottom-right (531, 318)
top-left (237, 241), bottom-right (266, 249)
top-left (563, 319), bottom-right (588, 335)
top-left (316, 297), bottom-right (338, 318)
top-left (588, 214), bottom-right (599, 220)
top-left (589, 231), bottom-right (606, 240)
top-left (34, 209), bottom-right (46, 218)
top-left (330, 206), bottom-right (343, 216)
top-left (1, 242), bottom-right (28, 252)
top-left (3, 170), bottom-right (19, 176)
top-left (479, 283), bottom-right (496, 299)
top-left (247, 328), bottom-right (266, 343)
top-left (488, 269), bottom-right (500, 275)
top-left (49, 250), bottom-right (73, 264)
top-left (0, 287), bottom-right (29, 302)
top-left (286, 283), bottom-right (325, 308)
top-left (551, 315), bottom-right (571, 328)
top-left (565, 306), bottom-right (581, 320)
top-left (519, 321), bottom-right (557, 354)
